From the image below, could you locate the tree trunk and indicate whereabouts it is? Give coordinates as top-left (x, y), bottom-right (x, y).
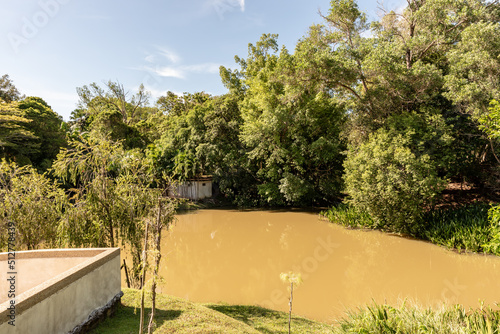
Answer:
top-left (148, 200), bottom-right (163, 334)
top-left (139, 220), bottom-right (149, 334)
top-left (122, 259), bottom-right (131, 288)
top-left (288, 282), bottom-right (293, 334)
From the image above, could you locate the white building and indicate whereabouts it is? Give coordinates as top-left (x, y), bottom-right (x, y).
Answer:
top-left (169, 177), bottom-right (213, 200)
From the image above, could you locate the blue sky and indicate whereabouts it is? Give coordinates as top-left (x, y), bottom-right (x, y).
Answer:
top-left (1, 0), bottom-right (405, 120)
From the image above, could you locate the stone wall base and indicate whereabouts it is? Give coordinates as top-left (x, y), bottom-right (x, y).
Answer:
top-left (68, 291), bottom-right (124, 334)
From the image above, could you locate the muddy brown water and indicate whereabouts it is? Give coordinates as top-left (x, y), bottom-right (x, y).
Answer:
top-left (122, 209), bottom-right (500, 323)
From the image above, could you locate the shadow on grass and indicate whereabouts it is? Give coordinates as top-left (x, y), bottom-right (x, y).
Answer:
top-left (207, 305), bottom-right (281, 322)
top-left (206, 304), bottom-right (325, 334)
top-left (91, 304), bottom-right (182, 334)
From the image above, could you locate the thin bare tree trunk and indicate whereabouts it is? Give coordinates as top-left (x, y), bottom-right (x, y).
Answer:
top-left (288, 282), bottom-right (293, 334)
top-left (122, 259), bottom-right (131, 288)
top-left (139, 220), bottom-right (149, 334)
top-left (148, 200), bottom-right (163, 334)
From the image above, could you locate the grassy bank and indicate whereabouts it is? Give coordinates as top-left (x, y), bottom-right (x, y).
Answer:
top-left (91, 290), bottom-right (500, 333)
top-left (90, 288), bottom-right (333, 334)
top-left (336, 302), bottom-right (500, 334)
top-left (321, 202), bottom-right (498, 255)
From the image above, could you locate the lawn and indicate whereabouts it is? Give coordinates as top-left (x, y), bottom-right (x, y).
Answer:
top-left (90, 288), bottom-right (333, 334)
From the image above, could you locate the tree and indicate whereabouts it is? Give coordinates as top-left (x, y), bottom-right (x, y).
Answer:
top-left (77, 81), bottom-right (150, 125)
top-left (0, 159), bottom-right (66, 250)
top-left (444, 11), bottom-right (500, 116)
top-left (0, 74), bottom-right (22, 103)
top-left (73, 81), bottom-right (152, 149)
top-left (343, 128), bottom-right (446, 232)
top-left (53, 137), bottom-right (127, 247)
top-left (18, 97), bottom-right (67, 170)
top-left (54, 138), bottom-right (159, 281)
top-left (146, 196), bottom-right (176, 334)
top-left (198, 94), bottom-right (254, 205)
top-left (156, 91), bottom-right (211, 116)
top-left (0, 99), bottom-right (38, 164)
top-left (300, 0), bottom-right (500, 227)
top-left (222, 33), bottom-right (346, 205)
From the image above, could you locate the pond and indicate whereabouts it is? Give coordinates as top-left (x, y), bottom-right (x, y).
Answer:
top-left (124, 209), bottom-right (500, 323)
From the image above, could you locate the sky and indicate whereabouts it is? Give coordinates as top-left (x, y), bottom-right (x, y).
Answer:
top-left (1, 0), bottom-right (405, 121)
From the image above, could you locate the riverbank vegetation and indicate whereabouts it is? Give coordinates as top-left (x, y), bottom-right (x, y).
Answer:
top-left (336, 302), bottom-right (500, 334)
top-left (322, 202), bottom-right (500, 255)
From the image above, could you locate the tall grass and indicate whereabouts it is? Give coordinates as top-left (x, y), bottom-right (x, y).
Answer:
top-left (322, 202), bottom-right (495, 254)
top-left (321, 203), bottom-right (376, 229)
top-left (419, 203), bottom-right (491, 253)
top-left (334, 302), bottom-right (500, 334)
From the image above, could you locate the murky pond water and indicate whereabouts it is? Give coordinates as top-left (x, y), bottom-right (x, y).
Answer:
top-left (123, 209), bottom-right (500, 323)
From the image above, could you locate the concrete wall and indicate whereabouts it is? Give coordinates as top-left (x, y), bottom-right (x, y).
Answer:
top-left (0, 248), bottom-right (121, 334)
top-left (170, 179), bottom-right (212, 200)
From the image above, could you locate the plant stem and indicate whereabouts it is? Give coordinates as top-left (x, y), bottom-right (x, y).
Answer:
top-left (288, 282), bottom-right (293, 334)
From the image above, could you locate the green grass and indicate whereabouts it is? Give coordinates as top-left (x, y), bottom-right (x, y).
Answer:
top-left (321, 203), bottom-right (376, 229)
top-left (334, 302), bottom-right (500, 334)
top-left (90, 288), bottom-right (333, 334)
top-left (92, 290), bottom-right (500, 333)
top-left (419, 203), bottom-right (491, 253)
top-left (321, 202), bottom-right (495, 255)
top-left (90, 288), bottom-right (261, 334)
top-left (204, 304), bottom-right (334, 334)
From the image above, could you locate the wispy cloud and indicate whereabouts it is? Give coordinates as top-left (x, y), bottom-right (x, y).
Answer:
top-left (144, 46), bottom-right (181, 65)
top-left (205, 0), bottom-right (245, 19)
top-left (143, 65), bottom-right (186, 79)
top-left (141, 63), bottom-right (221, 79)
top-left (139, 46), bottom-right (222, 79)
top-left (156, 46), bottom-right (181, 64)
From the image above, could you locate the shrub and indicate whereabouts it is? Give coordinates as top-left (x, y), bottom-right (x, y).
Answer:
top-left (483, 204), bottom-right (500, 255)
top-left (343, 129), bottom-right (446, 233)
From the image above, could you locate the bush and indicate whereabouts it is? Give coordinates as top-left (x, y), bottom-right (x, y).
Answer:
top-left (343, 129), bottom-right (446, 233)
top-left (321, 203), bottom-right (376, 229)
top-left (483, 204), bottom-right (500, 255)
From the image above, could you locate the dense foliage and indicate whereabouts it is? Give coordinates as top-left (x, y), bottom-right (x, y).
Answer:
top-left (1, 0), bottom-right (500, 253)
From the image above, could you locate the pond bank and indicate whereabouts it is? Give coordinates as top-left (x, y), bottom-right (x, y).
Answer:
top-left (321, 202), bottom-right (499, 256)
top-left (121, 209), bottom-right (500, 323)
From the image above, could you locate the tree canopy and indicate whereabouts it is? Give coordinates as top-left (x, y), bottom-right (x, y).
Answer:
top-left (2, 0), bottom-right (500, 248)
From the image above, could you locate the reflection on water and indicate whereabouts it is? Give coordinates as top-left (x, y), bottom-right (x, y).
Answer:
top-left (122, 209), bottom-right (500, 323)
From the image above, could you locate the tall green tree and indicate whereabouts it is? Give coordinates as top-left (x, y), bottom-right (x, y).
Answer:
top-left (0, 74), bottom-right (22, 103)
top-left (18, 97), bottom-right (67, 170)
top-left (0, 159), bottom-right (67, 250)
top-left (303, 0), bottom-right (500, 225)
top-left (151, 92), bottom-right (213, 180)
top-left (221, 33), bottom-right (346, 205)
top-left (52, 136), bottom-right (166, 286)
top-left (73, 81), bottom-right (152, 149)
top-left (0, 99), bottom-right (38, 164)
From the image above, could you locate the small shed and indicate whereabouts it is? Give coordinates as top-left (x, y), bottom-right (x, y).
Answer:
top-left (169, 176), bottom-right (213, 200)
